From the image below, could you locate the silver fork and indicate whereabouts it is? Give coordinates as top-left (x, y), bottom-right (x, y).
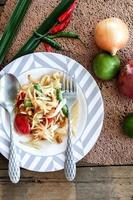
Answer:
top-left (62, 73), bottom-right (77, 181)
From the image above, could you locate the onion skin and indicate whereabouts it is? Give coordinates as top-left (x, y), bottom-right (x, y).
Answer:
top-left (95, 18), bottom-right (129, 55)
top-left (118, 60), bottom-right (133, 99)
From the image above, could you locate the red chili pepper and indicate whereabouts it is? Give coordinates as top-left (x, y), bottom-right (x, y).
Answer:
top-left (58, 0), bottom-right (77, 23)
top-left (50, 16), bottom-right (71, 34)
top-left (43, 43), bottom-right (53, 52)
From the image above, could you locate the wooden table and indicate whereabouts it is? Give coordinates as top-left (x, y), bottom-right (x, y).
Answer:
top-left (0, 2), bottom-right (133, 200)
top-left (1, 155), bottom-right (133, 200)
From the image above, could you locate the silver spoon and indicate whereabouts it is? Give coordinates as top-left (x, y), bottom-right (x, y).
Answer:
top-left (0, 73), bottom-right (21, 183)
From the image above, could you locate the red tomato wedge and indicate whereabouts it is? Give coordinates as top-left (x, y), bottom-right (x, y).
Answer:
top-left (18, 92), bottom-right (26, 100)
top-left (16, 100), bottom-right (23, 108)
top-left (14, 114), bottom-right (30, 134)
top-left (42, 117), bottom-right (53, 125)
top-left (47, 118), bottom-right (53, 124)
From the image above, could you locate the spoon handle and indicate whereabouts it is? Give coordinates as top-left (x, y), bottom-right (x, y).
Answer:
top-left (8, 112), bottom-right (20, 183)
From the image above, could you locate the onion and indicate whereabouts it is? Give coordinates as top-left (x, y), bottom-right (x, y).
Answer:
top-left (95, 18), bottom-right (129, 55)
top-left (118, 60), bottom-right (133, 99)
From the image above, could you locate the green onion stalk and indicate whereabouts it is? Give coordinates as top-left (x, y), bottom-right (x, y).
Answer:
top-left (0, 0), bottom-right (32, 64)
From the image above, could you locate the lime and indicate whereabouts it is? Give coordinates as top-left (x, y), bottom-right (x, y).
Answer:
top-left (92, 53), bottom-right (120, 80)
top-left (123, 113), bottom-right (133, 138)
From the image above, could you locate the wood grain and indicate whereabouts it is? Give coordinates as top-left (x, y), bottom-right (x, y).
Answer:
top-left (0, 182), bottom-right (76, 200)
top-left (0, 156), bottom-right (133, 200)
top-left (0, 0), bottom-right (6, 5)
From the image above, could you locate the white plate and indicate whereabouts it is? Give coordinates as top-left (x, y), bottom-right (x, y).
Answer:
top-left (0, 52), bottom-right (104, 172)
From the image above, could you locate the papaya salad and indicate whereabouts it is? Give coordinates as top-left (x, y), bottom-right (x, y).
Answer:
top-left (14, 72), bottom-right (77, 144)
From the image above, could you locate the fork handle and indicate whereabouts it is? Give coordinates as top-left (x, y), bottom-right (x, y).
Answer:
top-left (64, 110), bottom-right (76, 181)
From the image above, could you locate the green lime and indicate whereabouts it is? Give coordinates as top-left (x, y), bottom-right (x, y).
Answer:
top-left (92, 53), bottom-right (120, 80)
top-left (123, 113), bottom-right (133, 138)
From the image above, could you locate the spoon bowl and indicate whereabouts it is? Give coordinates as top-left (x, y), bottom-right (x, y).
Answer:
top-left (0, 73), bottom-right (20, 109)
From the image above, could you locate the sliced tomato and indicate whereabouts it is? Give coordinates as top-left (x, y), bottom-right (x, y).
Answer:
top-left (42, 118), bottom-right (46, 125)
top-left (16, 100), bottom-right (24, 108)
top-left (14, 114), bottom-right (30, 134)
top-left (18, 92), bottom-right (26, 100)
top-left (47, 118), bottom-right (53, 124)
top-left (41, 117), bottom-right (53, 126)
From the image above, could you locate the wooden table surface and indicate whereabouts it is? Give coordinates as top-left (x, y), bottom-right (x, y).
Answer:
top-left (0, 1), bottom-right (133, 200)
top-left (1, 155), bottom-right (133, 200)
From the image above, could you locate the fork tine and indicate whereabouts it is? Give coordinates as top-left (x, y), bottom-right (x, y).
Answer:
top-left (62, 73), bottom-right (66, 91)
top-left (66, 75), bottom-right (70, 92)
top-left (72, 76), bottom-right (77, 93)
top-left (62, 72), bottom-right (77, 94)
top-left (69, 76), bottom-right (73, 92)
